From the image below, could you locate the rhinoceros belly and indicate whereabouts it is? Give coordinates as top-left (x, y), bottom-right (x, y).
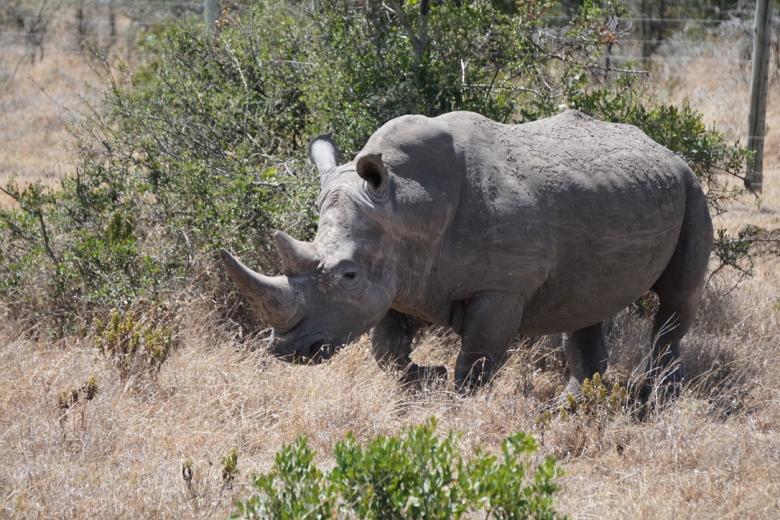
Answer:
top-left (518, 169), bottom-right (686, 335)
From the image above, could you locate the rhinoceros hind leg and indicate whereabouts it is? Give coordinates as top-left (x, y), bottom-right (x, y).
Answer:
top-left (648, 294), bottom-right (703, 388)
top-left (371, 310), bottom-right (447, 383)
top-left (647, 303), bottom-right (688, 387)
top-left (649, 182), bottom-right (712, 387)
top-left (563, 322), bottom-right (609, 393)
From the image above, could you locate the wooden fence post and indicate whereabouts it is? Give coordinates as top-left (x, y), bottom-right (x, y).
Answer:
top-left (204, 0), bottom-right (220, 36)
top-left (747, 0), bottom-right (772, 193)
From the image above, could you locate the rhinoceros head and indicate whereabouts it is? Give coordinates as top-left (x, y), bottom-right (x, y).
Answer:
top-left (222, 118), bottom-right (460, 361)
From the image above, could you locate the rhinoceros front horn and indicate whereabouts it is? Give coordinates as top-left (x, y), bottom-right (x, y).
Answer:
top-left (220, 249), bottom-right (304, 331)
top-left (273, 230), bottom-right (319, 276)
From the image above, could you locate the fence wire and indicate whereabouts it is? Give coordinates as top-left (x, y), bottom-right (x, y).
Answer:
top-left (1, 1), bottom-right (777, 85)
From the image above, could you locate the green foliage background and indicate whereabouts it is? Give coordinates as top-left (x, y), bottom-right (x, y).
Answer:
top-left (0, 0), bottom-right (751, 333)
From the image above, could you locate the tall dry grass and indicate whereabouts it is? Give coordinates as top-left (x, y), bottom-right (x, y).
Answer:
top-left (1, 17), bottom-right (780, 520)
top-left (1, 257), bottom-right (778, 518)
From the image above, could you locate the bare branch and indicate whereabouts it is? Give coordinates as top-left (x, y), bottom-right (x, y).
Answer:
top-left (386, 0), bottom-right (421, 56)
top-left (419, 0), bottom-right (430, 55)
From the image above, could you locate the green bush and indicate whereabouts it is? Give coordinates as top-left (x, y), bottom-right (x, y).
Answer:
top-left (305, 0), bottom-right (559, 154)
top-left (234, 419), bottom-right (565, 519)
top-left (0, 0), bottom-right (753, 335)
top-left (0, 3), bottom-right (323, 331)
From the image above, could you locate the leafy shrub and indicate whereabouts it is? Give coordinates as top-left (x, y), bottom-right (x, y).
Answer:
top-left (234, 419), bottom-right (564, 519)
top-left (0, 4), bottom-right (322, 332)
top-left (306, 0), bottom-right (566, 154)
top-left (0, 0), bottom-right (753, 336)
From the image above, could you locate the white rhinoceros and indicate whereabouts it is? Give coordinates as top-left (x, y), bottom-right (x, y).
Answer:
top-left (221, 110), bottom-right (713, 392)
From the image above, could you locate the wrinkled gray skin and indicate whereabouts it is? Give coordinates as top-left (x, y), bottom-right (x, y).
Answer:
top-left (221, 110), bottom-right (713, 392)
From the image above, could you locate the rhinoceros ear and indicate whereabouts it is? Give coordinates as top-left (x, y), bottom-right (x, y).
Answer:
top-left (356, 153), bottom-right (388, 198)
top-left (308, 134), bottom-right (341, 176)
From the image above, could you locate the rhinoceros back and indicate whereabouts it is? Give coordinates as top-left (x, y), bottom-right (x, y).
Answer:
top-left (435, 110), bottom-right (697, 334)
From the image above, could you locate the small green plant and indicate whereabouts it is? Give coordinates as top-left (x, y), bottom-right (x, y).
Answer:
top-left (56, 388), bottom-right (79, 412)
top-left (56, 386), bottom-right (80, 435)
top-left (95, 308), bottom-right (174, 379)
top-left (56, 377), bottom-right (100, 435)
top-left (81, 376), bottom-right (99, 400)
top-left (560, 373), bottom-right (629, 418)
top-left (221, 447), bottom-right (239, 488)
top-left (57, 375), bottom-right (101, 413)
top-left (57, 377), bottom-right (99, 412)
top-left (234, 419), bottom-right (565, 519)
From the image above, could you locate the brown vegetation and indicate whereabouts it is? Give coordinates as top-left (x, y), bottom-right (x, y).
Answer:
top-left (1, 257), bottom-right (778, 517)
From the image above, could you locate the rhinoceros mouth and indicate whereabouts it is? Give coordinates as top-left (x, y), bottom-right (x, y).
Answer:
top-left (271, 332), bottom-right (341, 364)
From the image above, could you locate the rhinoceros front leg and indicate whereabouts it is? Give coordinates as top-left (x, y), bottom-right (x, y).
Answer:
top-left (454, 293), bottom-right (524, 392)
top-left (371, 310), bottom-right (447, 384)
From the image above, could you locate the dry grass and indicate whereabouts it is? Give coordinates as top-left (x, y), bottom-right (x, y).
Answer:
top-left (1, 19), bottom-right (780, 520)
top-left (1, 262), bottom-right (778, 518)
top-left (0, 15), bottom-right (107, 208)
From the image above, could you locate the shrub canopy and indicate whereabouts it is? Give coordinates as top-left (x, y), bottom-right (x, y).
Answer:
top-left (0, 0), bottom-right (750, 332)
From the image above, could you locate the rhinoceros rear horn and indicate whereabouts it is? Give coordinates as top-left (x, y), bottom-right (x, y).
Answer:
top-left (220, 249), bottom-right (304, 331)
top-left (309, 134), bottom-right (341, 176)
top-left (273, 230), bottom-right (319, 276)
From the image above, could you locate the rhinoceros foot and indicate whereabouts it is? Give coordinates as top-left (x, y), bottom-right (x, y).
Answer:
top-left (636, 364), bottom-right (684, 403)
top-left (399, 364), bottom-right (448, 390)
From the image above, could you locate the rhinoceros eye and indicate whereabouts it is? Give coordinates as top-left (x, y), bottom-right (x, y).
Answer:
top-left (331, 261), bottom-right (360, 290)
top-left (340, 270), bottom-right (360, 290)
